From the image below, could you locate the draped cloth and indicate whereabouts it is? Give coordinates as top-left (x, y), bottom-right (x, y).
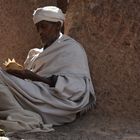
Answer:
top-left (0, 33), bottom-right (95, 132)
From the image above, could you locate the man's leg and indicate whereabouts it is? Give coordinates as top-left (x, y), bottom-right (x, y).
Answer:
top-left (0, 79), bottom-right (21, 111)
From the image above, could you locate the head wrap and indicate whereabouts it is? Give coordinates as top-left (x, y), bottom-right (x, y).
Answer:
top-left (33, 6), bottom-right (65, 26)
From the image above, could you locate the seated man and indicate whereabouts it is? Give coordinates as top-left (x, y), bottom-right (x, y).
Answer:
top-left (0, 6), bottom-right (95, 131)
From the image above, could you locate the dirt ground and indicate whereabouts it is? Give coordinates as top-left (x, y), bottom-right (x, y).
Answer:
top-left (0, 0), bottom-right (140, 139)
top-left (8, 110), bottom-right (140, 140)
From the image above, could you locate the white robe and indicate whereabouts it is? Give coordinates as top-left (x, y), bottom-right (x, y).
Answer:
top-left (0, 33), bottom-right (95, 131)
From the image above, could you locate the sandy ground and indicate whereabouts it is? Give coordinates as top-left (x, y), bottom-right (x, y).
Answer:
top-left (7, 110), bottom-right (140, 140)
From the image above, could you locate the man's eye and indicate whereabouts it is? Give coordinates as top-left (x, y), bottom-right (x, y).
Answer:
top-left (41, 24), bottom-right (46, 29)
top-left (37, 25), bottom-right (46, 32)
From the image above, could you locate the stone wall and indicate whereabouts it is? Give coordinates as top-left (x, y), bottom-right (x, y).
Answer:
top-left (65, 0), bottom-right (140, 119)
top-left (0, 0), bottom-right (56, 66)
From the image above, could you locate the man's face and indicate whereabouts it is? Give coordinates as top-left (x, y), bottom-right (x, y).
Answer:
top-left (36, 20), bottom-right (60, 46)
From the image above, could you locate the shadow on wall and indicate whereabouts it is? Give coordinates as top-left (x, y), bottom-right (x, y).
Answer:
top-left (0, 0), bottom-right (57, 67)
top-left (65, 0), bottom-right (140, 119)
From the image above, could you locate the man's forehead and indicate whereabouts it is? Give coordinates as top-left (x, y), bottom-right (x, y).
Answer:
top-left (37, 20), bottom-right (51, 24)
top-left (36, 20), bottom-right (60, 26)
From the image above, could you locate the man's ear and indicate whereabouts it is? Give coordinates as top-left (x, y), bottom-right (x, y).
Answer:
top-left (56, 22), bottom-right (62, 31)
top-left (57, 21), bottom-right (62, 27)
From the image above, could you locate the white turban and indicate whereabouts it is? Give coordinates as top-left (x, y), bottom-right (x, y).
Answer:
top-left (33, 6), bottom-right (65, 26)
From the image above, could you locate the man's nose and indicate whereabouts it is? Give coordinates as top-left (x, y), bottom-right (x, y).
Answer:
top-left (38, 28), bottom-right (43, 35)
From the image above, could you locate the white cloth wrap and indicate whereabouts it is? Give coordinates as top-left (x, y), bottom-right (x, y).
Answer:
top-left (33, 6), bottom-right (65, 25)
top-left (0, 34), bottom-right (95, 131)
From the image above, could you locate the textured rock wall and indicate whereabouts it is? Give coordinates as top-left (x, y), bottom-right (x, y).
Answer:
top-left (65, 0), bottom-right (140, 119)
top-left (0, 0), bottom-right (56, 66)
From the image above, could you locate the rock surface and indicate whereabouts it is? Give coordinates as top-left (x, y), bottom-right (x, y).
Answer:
top-left (65, 0), bottom-right (140, 120)
top-left (0, 0), bottom-right (57, 66)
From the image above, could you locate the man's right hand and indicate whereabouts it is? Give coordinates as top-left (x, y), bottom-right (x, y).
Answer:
top-left (6, 69), bottom-right (58, 87)
top-left (6, 69), bottom-right (31, 79)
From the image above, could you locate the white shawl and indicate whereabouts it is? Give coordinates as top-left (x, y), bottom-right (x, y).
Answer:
top-left (0, 33), bottom-right (95, 131)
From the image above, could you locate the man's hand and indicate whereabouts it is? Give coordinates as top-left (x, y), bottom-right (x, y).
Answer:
top-left (6, 69), bottom-right (58, 87)
top-left (6, 69), bottom-right (34, 79)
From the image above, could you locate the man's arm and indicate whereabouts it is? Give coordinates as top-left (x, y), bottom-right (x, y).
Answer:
top-left (6, 69), bottom-right (58, 87)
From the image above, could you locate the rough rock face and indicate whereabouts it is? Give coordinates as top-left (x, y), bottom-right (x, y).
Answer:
top-left (0, 0), bottom-right (139, 122)
top-left (0, 0), bottom-right (57, 66)
top-left (65, 0), bottom-right (140, 119)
